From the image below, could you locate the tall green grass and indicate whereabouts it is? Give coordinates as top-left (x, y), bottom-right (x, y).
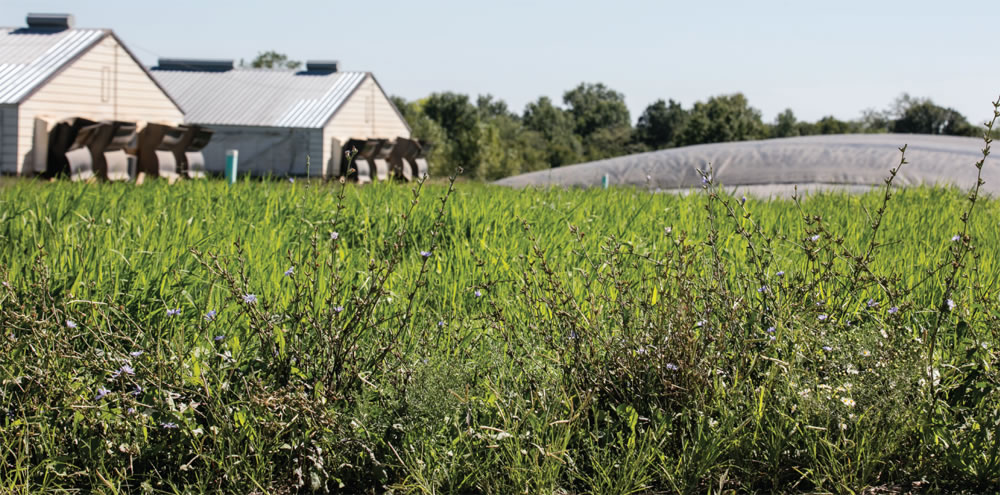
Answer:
top-left (2, 121), bottom-right (1000, 492)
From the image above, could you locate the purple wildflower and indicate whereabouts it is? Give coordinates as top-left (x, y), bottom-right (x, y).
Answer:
top-left (867, 299), bottom-right (879, 308)
top-left (952, 235), bottom-right (961, 242)
top-left (665, 363), bottom-right (679, 371)
top-left (818, 314), bottom-right (828, 321)
top-left (119, 364), bottom-right (135, 376)
top-left (888, 306), bottom-right (899, 314)
top-left (420, 250), bottom-right (432, 258)
top-left (810, 234), bottom-right (821, 242)
top-left (127, 407), bottom-right (136, 414)
top-left (947, 299), bottom-right (955, 311)
top-left (161, 422), bottom-right (179, 429)
top-left (204, 310), bottom-right (216, 322)
top-left (437, 320), bottom-right (445, 327)
top-left (284, 266), bottom-right (294, 277)
top-left (129, 350), bottom-right (143, 358)
top-left (242, 294), bottom-right (257, 304)
top-left (740, 195), bottom-right (747, 206)
top-left (95, 387), bottom-right (111, 400)
top-left (696, 319), bottom-right (707, 327)
top-left (330, 231), bottom-right (339, 241)
top-left (766, 326), bottom-right (775, 333)
top-left (822, 346), bottom-right (833, 352)
top-left (213, 335), bottom-right (224, 341)
top-left (288, 177), bottom-right (295, 183)
top-left (474, 290), bottom-right (482, 298)
top-left (776, 271), bottom-right (784, 277)
top-left (334, 306), bottom-right (344, 313)
top-left (166, 308), bottom-right (181, 316)
top-left (66, 319), bottom-right (78, 329)
top-left (757, 285), bottom-right (768, 293)
top-left (130, 385), bottom-right (142, 396)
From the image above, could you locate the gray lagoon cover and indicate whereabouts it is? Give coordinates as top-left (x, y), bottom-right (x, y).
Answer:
top-left (493, 134), bottom-right (998, 197)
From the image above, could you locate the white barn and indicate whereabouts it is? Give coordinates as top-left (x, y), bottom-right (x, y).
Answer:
top-left (151, 59), bottom-right (411, 177)
top-left (0, 14), bottom-right (184, 175)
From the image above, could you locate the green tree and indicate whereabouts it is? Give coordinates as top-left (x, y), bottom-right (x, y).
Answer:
top-left (858, 108), bottom-right (891, 133)
top-left (773, 108), bottom-right (799, 138)
top-left (636, 99), bottom-right (688, 149)
top-left (675, 93), bottom-right (767, 147)
top-left (891, 100), bottom-right (977, 136)
top-left (815, 116), bottom-right (852, 135)
top-left (523, 96), bottom-right (584, 167)
top-left (421, 92), bottom-right (483, 175)
top-left (562, 83), bottom-right (631, 139)
top-left (250, 51), bottom-right (301, 70)
top-left (476, 94), bottom-right (514, 119)
top-left (585, 125), bottom-right (636, 161)
top-left (473, 116), bottom-right (548, 180)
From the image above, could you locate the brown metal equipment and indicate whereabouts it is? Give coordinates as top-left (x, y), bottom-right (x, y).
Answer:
top-left (101, 121), bottom-right (138, 181)
top-left (343, 138), bottom-right (380, 184)
top-left (136, 123), bottom-right (184, 180)
top-left (388, 137), bottom-right (430, 181)
top-left (371, 139), bottom-right (392, 181)
top-left (179, 125), bottom-right (213, 179)
top-left (45, 117), bottom-right (95, 177)
top-left (61, 121), bottom-right (137, 181)
top-left (341, 137), bottom-right (430, 183)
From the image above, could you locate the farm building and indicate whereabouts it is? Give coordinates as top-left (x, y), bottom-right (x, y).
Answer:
top-left (151, 59), bottom-right (412, 178)
top-left (0, 14), bottom-right (184, 175)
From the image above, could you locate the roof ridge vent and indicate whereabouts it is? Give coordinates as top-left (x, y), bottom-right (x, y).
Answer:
top-left (155, 58), bottom-right (234, 72)
top-left (305, 60), bottom-right (339, 73)
top-left (26, 13), bottom-right (74, 30)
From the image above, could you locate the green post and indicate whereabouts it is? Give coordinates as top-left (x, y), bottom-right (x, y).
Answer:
top-left (602, 173), bottom-right (609, 189)
top-left (225, 150), bottom-right (239, 185)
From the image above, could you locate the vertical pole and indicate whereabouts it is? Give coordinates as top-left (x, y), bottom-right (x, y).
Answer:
top-left (225, 150), bottom-right (239, 185)
top-left (602, 173), bottom-right (609, 189)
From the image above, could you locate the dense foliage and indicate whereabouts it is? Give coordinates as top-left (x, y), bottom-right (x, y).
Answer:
top-left (393, 88), bottom-right (993, 180)
top-left (2, 111), bottom-right (999, 492)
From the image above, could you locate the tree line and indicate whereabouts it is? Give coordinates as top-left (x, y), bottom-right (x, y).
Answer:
top-left (391, 85), bottom-right (990, 180)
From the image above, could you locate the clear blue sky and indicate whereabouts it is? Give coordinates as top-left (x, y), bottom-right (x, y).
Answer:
top-left (4, 0), bottom-right (998, 125)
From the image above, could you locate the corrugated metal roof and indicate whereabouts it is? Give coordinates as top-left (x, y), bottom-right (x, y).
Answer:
top-left (0, 27), bottom-right (107, 104)
top-left (151, 69), bottom-right (368, 128)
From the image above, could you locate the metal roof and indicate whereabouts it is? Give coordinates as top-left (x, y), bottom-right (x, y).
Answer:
top-left (0, 27), bottom-right (107, 104)
top-left (151, 68), bottom-right (369, 128)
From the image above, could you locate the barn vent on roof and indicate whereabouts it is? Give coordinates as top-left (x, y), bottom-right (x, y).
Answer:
top-left (26, 13), bottom-right (74, 30)
top-left (155, 58), bottom-right (234, 72)
top-left (306, 60), bottom-right (339, 73)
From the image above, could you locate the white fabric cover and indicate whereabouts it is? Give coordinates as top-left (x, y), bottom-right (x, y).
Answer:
top-left (494, 134), bottom-right (998, 196)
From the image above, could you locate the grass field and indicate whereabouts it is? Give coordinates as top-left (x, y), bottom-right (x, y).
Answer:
top-left (2, 149), bottom-right (1000, 492)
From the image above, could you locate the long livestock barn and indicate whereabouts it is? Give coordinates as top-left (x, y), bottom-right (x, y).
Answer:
top-left (1, 12), bottom-right (427, 182)
top-left (0, 13), bottom-right (186, 177)
top-left (151, 59), bottom-right (424, 180)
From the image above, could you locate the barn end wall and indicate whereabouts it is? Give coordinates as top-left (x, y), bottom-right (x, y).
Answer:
top-left (15, 35), bottom-right (183, 174)
top-left (321, 75), bottom-right (411, 177)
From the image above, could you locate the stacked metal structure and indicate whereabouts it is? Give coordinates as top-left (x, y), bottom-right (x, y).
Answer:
top-left (340, 137), bottom-right (429, 183)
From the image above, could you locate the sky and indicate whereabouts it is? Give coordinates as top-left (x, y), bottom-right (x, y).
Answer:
top-left (4, 0), bottom-right (999, 125)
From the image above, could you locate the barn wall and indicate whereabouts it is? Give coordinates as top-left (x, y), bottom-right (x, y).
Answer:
top-left (15, 35), bottom-right (183, 174)
top-left (199, 125), bottom-right (322, 177)
top-left (321, 75), bottom-right (411, 176)
top-left (0, 105), bottom-right (17, 174)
